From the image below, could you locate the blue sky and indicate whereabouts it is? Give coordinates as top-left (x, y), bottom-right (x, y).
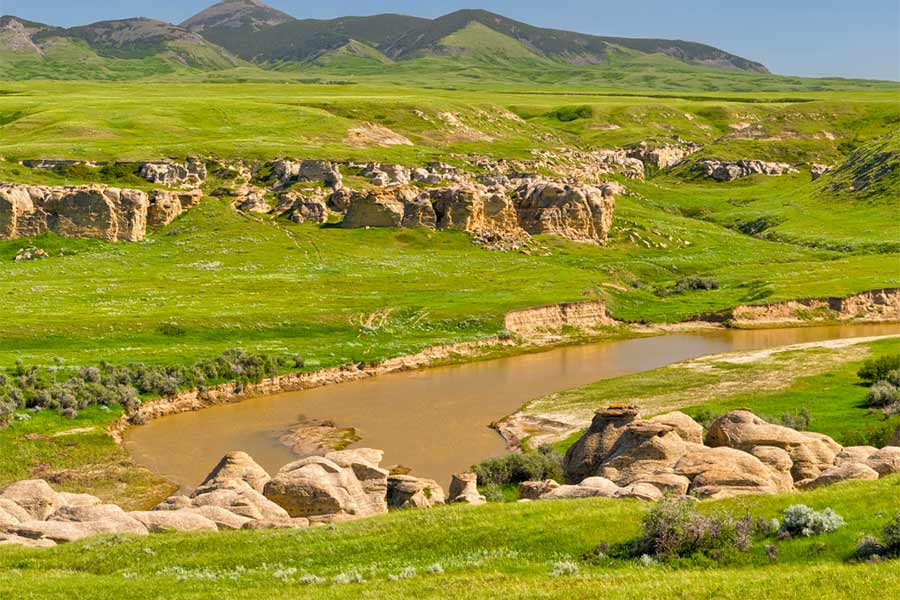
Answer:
top-left (3, 0), bottom-right (898, 80)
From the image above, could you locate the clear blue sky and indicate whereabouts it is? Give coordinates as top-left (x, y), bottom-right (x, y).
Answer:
top-left (3, 0), bottom-right (898, 80)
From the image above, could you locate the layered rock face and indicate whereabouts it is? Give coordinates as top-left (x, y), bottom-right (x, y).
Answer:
top-left (514, 181), bottom-right (616, 244)
top-left (555, 407), bottom-right (900, 502)
top-left (272, 159), bottom-right (342, 190)
top-left (626, 142), bottom-right (700, 169)
top-left (0, 184), bottom-right (150, 242)
top-left (504, 301), bottom-right (616, 339)
top-left (701, 159), bottom-right (799, 182)
top-left (147, 189), bottom-right (202, 227)
top-left (339, 182), bottom-right (617, 246)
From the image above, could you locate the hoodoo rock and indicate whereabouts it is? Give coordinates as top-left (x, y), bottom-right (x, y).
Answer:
top-left (263, 452), bottom-right (389, 521)
top-left (447, 473), bottom-right (486, 506)
top-left (563, 406), bottom-right (641, 484)
top-left (514, 181), bottom-right (616, 244)
top-left (199, 451), bottom-right (271, 494)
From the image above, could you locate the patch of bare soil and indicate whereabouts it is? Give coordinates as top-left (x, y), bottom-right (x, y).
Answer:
top-left (345, 122), bottom-right (413, 147)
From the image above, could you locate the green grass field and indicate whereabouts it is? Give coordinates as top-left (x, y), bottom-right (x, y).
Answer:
top-left (0, 74), bottom-right (898, 598)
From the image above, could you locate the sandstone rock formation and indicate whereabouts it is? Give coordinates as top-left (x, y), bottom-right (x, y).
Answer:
top-left (504, 301), bottom-right (616, 339)
top-left (200, 451), bottom-right (271, 494)
top-left (627, 141), bottom-right (700, 169)
top-left (272, 159), bottom-right (342, 189)
top-left (387, 475), bottom-right (446, 509)
top-left (0, 184), bottom-right (150, 242)
top-left (557, 407), bottom-right (897, 503)
top-left (447, 473), bottom-right (486, 506)
top-left (147, 189), bottom-right (202, 227)
top-left (518, 479), bottom-right (560, 500)
top-left (277, 191), bottom-right (329, 224)
top-left (139, 158), bottom-right (206, 188)
top-left (701, 159), bottom-right (799, 182)
top-left (514, 181), bottom-right (616, 244)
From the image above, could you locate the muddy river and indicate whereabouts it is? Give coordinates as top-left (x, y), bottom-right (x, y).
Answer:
top-left (125, 323), bottom-right (900, 491)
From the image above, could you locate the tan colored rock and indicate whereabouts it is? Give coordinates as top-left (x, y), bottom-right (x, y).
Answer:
top-left (540, 476), bottom-right (620, 500)
top-left (0, 498), bottom-right (31, 523)
top-left (341, 189), bottom-right (405, 228)
top-left (598, 423), bottom-right (688, 487)
top-left (750, 446), bottom-right (795, 491)
top-left (834, 446), bottom-right (879, 466)
top-left (675, 444), bottom-right (782, 499)
top-left (514, 181), bottom-right (616, 244)
top-left (283, 193), bottom-right (328, 225)
top-left (324, 449), bottom-right (389, 515)
top-left (616, 482), bottom-right (665, 501)
top-left (264, 456), bottom-right (387, 520)
top-left (401, 194), bottom-right (437, 229)
top-left (200, 451), bottom-right (271, 494)
top-left (148, 189), bottom-right (202, 227)
top-left (563, 405), bottom-right (641, 484)
top-left (0, 480), bottom-right (62, 520)
top-left (701, 159), bottom-right (798, 182)
top-left (154, 495), bottom-right (193, 511)
top-left (190, 479), bottom-right (290, 521)
top-left (14, 518), bottom-right (147, 542)
top-left (0, 533), bottom-right (57, 548)
top-left (447, 473), bottom-right (486, 506)
top-left (241, 517), bottom-right (309, 530)
top-left (706, 410), bottom-right (841, 481)
top-left (629, 472), bottom-right (691, 496)
top-left (139, 158), bottom-right (206, 188)
top-left (799, 462), bottom-right (879, 489)
top-left (518, 480), bottom-right (560, 501)
top-left (57, 492), bottom-right (102, 508)
top-left (387, 475), bottom-right (446, 508)
top-left (183, 506), bottom-right (252, 530)
top-left (649, 412), bottom-right (704, 444)
top-left (128, 510), bottom-right (219, 533)
top-left (865, 447), bottom-right (900, 476)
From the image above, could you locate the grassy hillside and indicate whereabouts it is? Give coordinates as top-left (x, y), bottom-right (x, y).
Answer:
top-left (0, 476), bottom-right (898, 599)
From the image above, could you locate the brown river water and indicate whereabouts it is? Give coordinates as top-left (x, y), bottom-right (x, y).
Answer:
top-left (124, 323), bottom-right (900, 491)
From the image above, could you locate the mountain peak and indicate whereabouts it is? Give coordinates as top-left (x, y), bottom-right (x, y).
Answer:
top-left (181, 0), bottom-right (294, 33)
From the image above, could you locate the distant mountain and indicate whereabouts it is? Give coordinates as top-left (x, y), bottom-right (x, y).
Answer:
top-left (0, 1), bottom-right (770, 79)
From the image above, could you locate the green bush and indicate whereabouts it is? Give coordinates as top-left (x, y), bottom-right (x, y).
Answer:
top-left (779, 505), bottom-right (845, 538)
top-left (858, 355), bottom-right (900, 384)
top-left (865, 381), bottom-right (899, 408)
top-left (628, 498), bottom-right (753, 561)
top-left (472, 445), bottom-right (564, 485)
top-left (549, 105), bottom-right (593, 122)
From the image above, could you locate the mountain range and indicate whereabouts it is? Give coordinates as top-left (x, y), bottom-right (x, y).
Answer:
top-left (0, 0), bottom-right (770, 79)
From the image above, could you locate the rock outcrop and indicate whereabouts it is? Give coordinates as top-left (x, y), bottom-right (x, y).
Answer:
top-left (139, 158), bottom-right (206, 188)
top-left (147, 189), bottom-right (202, 227)
top-left (504, 301), bottom-right (616, 339)
top-left (0, 184), bottom-right (150, 242)
top-left (627, 142), bottom-right (700, 169)
top-left (514, 181), bottom-right (616, 244)
top-left (277, 191), bottom-right (329, 224)
top-left (272, 159), bottom-right (342, 189)
top-left (701, 159), bottom-right (799, 182)
top-left (387, 475), bottom-right (446, 509)
top-left (729, 289), bottom-right (900, 326)
top-left (811, 163), bottom-right (832, 181)
top-left (557, 407), bottom-right (897, 503)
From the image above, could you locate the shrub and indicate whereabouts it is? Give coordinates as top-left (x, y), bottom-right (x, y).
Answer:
top-left (779, 505), bottom-right (845, 538)
top-left (855, 513), bottom-right (900, 560)
top-left (549, 560), bottom-right (579, 576)
top-left (550, 105), bottom-right (593, 122)
top-left (472, 445), bottom-right (564, 485)
top-left (865, 381), bottom-right (899, 408)
top-left (859, 355), bottom-right (900, 384)
top-left (0, 400), bottom-right (14, 428)
top-left (882, 513), bottom-right (900, 553)
top-left (633, 498), bottom-right (752, 560)
top-left (887, 370), bottom-right (900, 387)
top-left (480, 482), bottom-right (505, 503)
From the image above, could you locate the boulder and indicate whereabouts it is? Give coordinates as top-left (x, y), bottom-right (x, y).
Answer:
top-left (706, 410), bottom-right (841, 482)
top-left (598, 423), bottom-right (688, 487)
top-left (200, 451), bottom-right (271, 494)
top-left (0, 480), bottom-right (62, 520)
top-left (864, 447), bottom-right (900, 477)
top-left (387, 475), bottom-right (446, 509)
top-left (183, 506), bottom-right (252, 530)
top-left (514, 181), bottom-right (616, 244)
top-left (799, 462), bottom-right (879, 489)
top-left (400, 194), bottom-right (437, 229)
top-left (616, 482), bottom-right (665, 501)
top-left (0, 498), bottom-right (31, 524)
top-left (539, 477), bottom-right (620, 500)
top-left (264, 456), bottom-right (387, 520)
top-left (57, 492), bottom-right (102, 508)
top-left (241, 517), bottom-right (309, 530)
top-left (834, 446), bottom-right (879, 466)
top-left (328, 188), bottom-right (353, 212)
top-left (648, 412), bottom-right (704, 444)
top-left (674, 444), bottom-right (783, 499)
top-left (154, 496), bottom-right (193, 511)
top-left (518, 480), bottom-right (560, 501)
top-left (189, 479), bottom-right (290, 521)
top-left (324, 449), bottom-right (389, 515)
top-left (128, 510), bottom-right (218, 533)
top-left (283, 193), bottom-right (328, 225)
top-left (750, 446), bottom-right (795, 491)
top-left (273, 160), bottom-right (342, 189)
top-left (447, 473), bottom-right (486, 506)
top-left (563, 406), bottom-right (641, 484)
top-left (0, 533), bottom-right (57, 548)
top-left (14, 518), bottom-right (147, 542)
